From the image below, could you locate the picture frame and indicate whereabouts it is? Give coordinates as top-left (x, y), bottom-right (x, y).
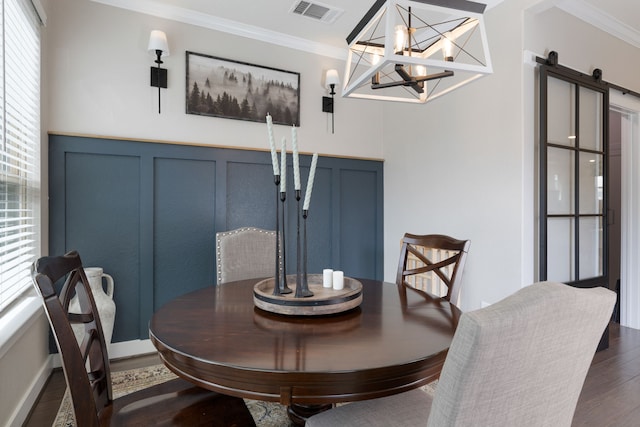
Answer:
top-left (186, 51), bottom-right (300, 126)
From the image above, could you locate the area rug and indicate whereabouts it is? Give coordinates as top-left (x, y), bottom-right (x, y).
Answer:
top-left (54, 364), bottom-right (437, 426)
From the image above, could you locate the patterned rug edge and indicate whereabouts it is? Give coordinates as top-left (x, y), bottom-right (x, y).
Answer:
top-left (54, 364), bottom-right (437, 426)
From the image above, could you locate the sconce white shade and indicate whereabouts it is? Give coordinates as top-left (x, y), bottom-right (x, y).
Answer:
top-left (148, 30), bottom-right (170, 57)
top-left (325, 69), bottom-right (340, 88)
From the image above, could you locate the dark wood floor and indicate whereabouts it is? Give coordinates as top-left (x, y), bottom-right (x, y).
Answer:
top-left (571, 322), bottom-right (640, 426)
top-left (23, 323), bottom-right (640, 426)
top-left (24, 353), bottom-right (161, 427)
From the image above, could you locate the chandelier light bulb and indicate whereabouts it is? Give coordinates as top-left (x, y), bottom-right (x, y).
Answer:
top-left (442, 33), bottom-right (454, 61)
top-left (394, 25), bottom-right (406, 54)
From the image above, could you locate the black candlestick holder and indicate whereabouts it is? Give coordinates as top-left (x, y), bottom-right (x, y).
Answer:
top-left (295, 190), bottom-right (313, 298)
top-left (302, 209), bottom-right (310, 293)
top-left (279, 190), bottom-right (292, 294)
top-left (272, 175), bottom-right (282, 296)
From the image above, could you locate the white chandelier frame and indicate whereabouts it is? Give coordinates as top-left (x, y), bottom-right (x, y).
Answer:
top-left (343, 0), bottom-right (493, 103)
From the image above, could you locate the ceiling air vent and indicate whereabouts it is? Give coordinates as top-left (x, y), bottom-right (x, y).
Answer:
top-left (289, 1), bottom-right (344, 24)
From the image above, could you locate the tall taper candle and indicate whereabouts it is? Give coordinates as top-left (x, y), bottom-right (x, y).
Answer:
top-left (280, 137), bottom-right (287, 193)
top-left (303, 153), bottom-right (318, 211)
top-left (266, 114), bottom-right (279, 176)
top-left (292, 126), bottom-right (300, 190)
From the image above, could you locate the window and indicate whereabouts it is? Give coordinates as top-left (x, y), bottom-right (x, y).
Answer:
top-left (0, 0), bottom-right (42, 312)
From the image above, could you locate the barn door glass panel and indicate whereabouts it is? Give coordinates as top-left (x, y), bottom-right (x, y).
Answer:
top-left (540, 68), bottom-right (607, 286)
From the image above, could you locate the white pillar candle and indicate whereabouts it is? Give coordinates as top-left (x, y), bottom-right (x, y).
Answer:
top-left (333, 270), bottom-right (344, 290)
top-left (292, 126), bottom-right (300, 190)
top-left (280, 137), bottom-right (287, 192)
top-left (266, 114), bottom-right (279, 176)
top-left (303, 153), bottom-right (318, 211)
top-left (323, 269), bottom-right (333, 288)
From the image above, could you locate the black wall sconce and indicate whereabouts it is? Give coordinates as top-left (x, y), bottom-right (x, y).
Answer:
top-left (322, 69), bottom-right (340, 134)
top-left (148, 30), bottom-right (169, 114)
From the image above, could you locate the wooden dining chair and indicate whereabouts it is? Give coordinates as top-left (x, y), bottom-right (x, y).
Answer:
top-left (216, 227), bottom-right (279, 284)
top-left (32, 251), bottom-right (256, 427)
top-left (306, 281), bottom-right (616, 427)
top-left (396, 233), bottom-right (470, 307)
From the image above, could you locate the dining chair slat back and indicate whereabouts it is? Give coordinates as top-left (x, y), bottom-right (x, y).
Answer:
top-left (216, 227), bottom-right (278, 285)
top-left (32, 250), bottom-right (256, 427)
top-left (396, 233), bottom-right (470, 307)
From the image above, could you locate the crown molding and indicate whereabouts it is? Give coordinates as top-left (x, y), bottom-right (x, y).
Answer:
top-left (91, 1), bottom-right (640, 59)
top-left (90, 0), bottom-right (348, 60)
top-left (556, 0), bottom-right (640, 49)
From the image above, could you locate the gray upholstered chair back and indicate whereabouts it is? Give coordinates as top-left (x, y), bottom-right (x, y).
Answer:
top-left (216, 227), bottom-right (277, 285)
top-left (306, 281), bottom-right (615, 427)
top-left (426, 281), bottom-right (615, 427)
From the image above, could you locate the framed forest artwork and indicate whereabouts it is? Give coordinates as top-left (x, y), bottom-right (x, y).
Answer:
top-left (186, 51), bottom-right (300, 126)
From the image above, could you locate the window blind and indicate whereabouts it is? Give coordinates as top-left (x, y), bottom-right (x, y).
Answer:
top-left (0, 0), bottom-right (41, 311)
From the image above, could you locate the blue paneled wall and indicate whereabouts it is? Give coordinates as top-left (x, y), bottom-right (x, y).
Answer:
top-left (49, 134), bottom-right (384, 342)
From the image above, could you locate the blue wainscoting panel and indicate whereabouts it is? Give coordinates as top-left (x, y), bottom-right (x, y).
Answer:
top-left (226, 161), bottom-right (276, 230)
top-left (301, 166), bottom-right (333, 277)
top-left (62, 152), bottom-right (141, 342)
top-left (339, 169), bottom-right (381, 280)
top-left (49, 134), bottom-right (383, 342)
top-left (153, 158), bottom-right (217, 310)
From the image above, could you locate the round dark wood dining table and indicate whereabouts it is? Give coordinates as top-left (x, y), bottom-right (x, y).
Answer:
top-left (149, 277), bottom-right (461, 425)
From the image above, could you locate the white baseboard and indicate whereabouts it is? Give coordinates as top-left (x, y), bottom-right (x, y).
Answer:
top-left (108, 339), bottom-right (156, 360)
top-left (49, 338), bottom-right (157, 368)
top-left (8, 357), bottom-right (53, 427)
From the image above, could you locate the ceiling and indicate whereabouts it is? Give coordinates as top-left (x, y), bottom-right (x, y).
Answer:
top-left (92, 0), bottom-right (640, 56)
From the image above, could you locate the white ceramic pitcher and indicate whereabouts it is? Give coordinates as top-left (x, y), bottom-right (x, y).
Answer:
top-left (68, 267), bottom-right (116, 348)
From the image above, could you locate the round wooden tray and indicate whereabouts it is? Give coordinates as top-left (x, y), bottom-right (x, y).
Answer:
top-left (253, 274), bottom-right (363, 316)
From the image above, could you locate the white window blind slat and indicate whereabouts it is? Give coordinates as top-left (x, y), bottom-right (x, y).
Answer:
top-left (0, 239), bottom-right (35, 254)
top-left (4, 100), bottom-right (39, 130)
top-left (0, 214), bottom-right (35, 225)
top-left (0, 213), bottom-right (33, 223)
top-left (2, 258), bottom-right (33, 279)
top-left (0, 231), bottom-right (34, 247)
top-left (5, 80), bottom-right (40, 111)
top-left (0, 0), bottom-right (41, 312)
top-left (1, 275), bottom-right (30, 306)
top-left (1, 254), bottom-right (33, 285)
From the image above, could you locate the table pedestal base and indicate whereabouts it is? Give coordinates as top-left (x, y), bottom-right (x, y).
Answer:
top-left (287, 403), bottom-right (334, 426)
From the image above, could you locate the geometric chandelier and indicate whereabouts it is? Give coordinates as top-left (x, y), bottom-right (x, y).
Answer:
top-left (343, 0), bottom-right (493, 103)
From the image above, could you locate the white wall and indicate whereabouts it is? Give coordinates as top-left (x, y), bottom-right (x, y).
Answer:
top-left (0, 299), bottom-right (50, 427)
top-left (523, 2), bottom-right (640, 328)
top-left (9, 0), bottom-right (640, 423)
top-left (524, 4), bottom-right (640, 91)
top-left (382, 0), bottom-right (640, 311)
top-left (46, 0), bottom-right (384, 159)
top-left (46, 0), bottom-right (640, 319)
top-left (382, 0), bottom-right (526, 310)
top-left (6, 0), bottom-right (384, 424)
